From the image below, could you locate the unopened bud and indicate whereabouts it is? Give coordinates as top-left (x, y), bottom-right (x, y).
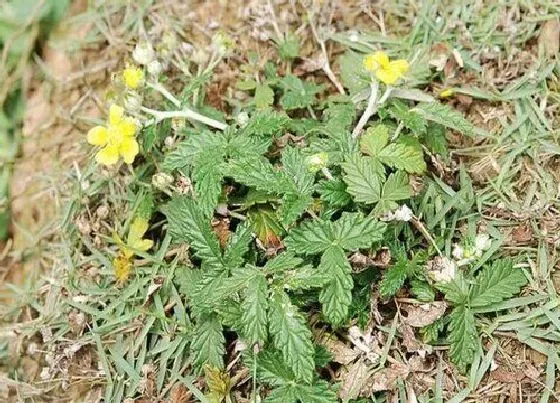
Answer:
top-left (132, 42), bottom-right (155, 65)
top-left (152, 172), bottom-right (174, 190)
top-left (305, 152), bottom-right (329, 172)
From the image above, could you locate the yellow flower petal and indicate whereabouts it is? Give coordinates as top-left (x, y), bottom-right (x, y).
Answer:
top-left (123, 67), bottom-right (144, 89)
top-left (128, 218), bottom-right (149, 243)
top-left (364, 51), bottom-right (390, 72)
top-left (131, 238), bottom-right (154, 252)
top-left (96, 145), bottom-right (120, 165)
top-left (109, 105), bottom-right (124, 126)
top-left (87, 126), bottom-right (108, 146)
top-left (439, 88), bottom-right (454, 98)
top-left (114, 254), bottom-right (132, 283)
top-left (375, 69), bottom-right (399, 85)
top-left (389, 59), bottom-right (409, 74)
top-left (119, 137), bottom-right (139, 164)
top-left (119, 117), bottom-right (137, 137)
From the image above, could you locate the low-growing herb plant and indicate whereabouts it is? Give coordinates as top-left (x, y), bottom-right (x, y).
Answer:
top-left (81, 35), bottom-right (528, 400)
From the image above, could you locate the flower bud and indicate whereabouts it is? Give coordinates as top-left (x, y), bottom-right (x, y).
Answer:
top-left (305, 152), bottom-right (329, 172)
top-left (164, 136), bottom-right (175, 148)
top-left (124, 92), bottom-right (142, 113)
top-left (147, 60), bottom-right (162, 76)
top-left (427, 256), bottom-right (456, 284)
top-left (152, 172), bottom-right (174, 190)
top-left (132, 42), bottom-right (155, 65)
top-left (236, 111), bottom-right (249, 127)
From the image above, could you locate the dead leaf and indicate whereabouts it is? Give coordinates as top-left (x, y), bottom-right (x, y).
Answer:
top-left (212, 218), bottom-right (231, 249)
top-left (143, 276), bottom-right (165, 306)
top-left (339, 359), bottom-right (371, 400)
top-left (510, 225), bottom-right (533, 243)
top-left (402, 302), bottom-right (447, 328)
top-left (170, 383), bottom-right (192, 403)
top-left (366, 362), bottom-right (409, 393)
top-left (321, 335), bottom-right (359, 365)
top-left (400, 324), bottom-right (422, 353)
top-left (539, 19), bottom-right (560, 58)
top-left (491, 368), bottom-right (525, 383)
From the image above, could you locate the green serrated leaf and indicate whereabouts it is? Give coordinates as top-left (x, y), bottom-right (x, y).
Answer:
top-left (227, 133), bottom-right (272, 159)
top-left (227, 157), bottom-right (288, 193)
top-left (191, 315), bottom-right (225, 371)
top-left (265, 385), bottom-right (298, 403)
top-left (236, 79), bottom-right (257, 90)
top-left (243, 109), bottom-right (290, 138)
top-left (413, 102), bottom-right (476, 136)
top-left (215, 299), bottom-right (243, 329)
top-left (379, 259), bottom-right (408, 298)
top-left (437, 271), bottom-right (470, 305)
top-left (292, 380), bottom-right (338, 403)
top-left (410, 279), bottom-right (435, 302)
top-left (163, 130), bottom-right (225, 171)
top-left (342, 154), bottom-right (384, 204)
top-left (164, 197), bottom-right (223, 266)
top-left (323, 102), bottom-right (356, 152)
top-left (223, 222), bottom-right (253, 268)
top-left (280, 74), bottom-right (322, 110)
top-left (281, 264), bottom-right (331, 291)
top-left (360, 125), bottom-right (389, 156)
top-left (377, 171), bottom-right (412, 213)
top-left (422, 123), bottom-right (448, 157)
top-left (317, 179), bottom-right (352, 207)
top-left (241, 274), bottom-right (269, 345)
top-left (264, 252), bottom-right (304, 273)
top-left (319, 245), bottom-right (353, 326)
top-left (268, 291), bottom-right (315, 383)
top-left (255, 84), bottom-right (275, 109)
top-left (277, 33), bottom-right (300, 60)
top-left (448, 305), bottom-right (479, 372)
top-left (387, 99), bottom-right (427, 134)
top-left (285, 219), bottom-right (333, 255)
top-left (470, 259), bottom-right (527, 308)
top-left (332, 212), bottom-right (387, 250)
top-left (192, 155), bottom-right (223, 217)
top-left (281, 147), bottom-right (315, 194)
top-left (378, 141), bottom-right (426, 174)
top-left (254, 350), bottom-right (295, 386)
top-left (279, 192), bottom-right (313, 226)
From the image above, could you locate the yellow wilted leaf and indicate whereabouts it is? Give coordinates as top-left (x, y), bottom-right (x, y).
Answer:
top-left (203, 365), bottom-right (231, 403)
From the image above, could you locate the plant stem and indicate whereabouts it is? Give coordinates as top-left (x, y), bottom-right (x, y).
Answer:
top-left (147, 82), bottom-right (181, 108)
top-left (141, 106), bottom-right (227, 130)
top-left (352, 82), bottom-right (394, 140)
top-left (321, 167), bottom-right (334, 180)
top-left (352, 81), bottom-right (379, 140)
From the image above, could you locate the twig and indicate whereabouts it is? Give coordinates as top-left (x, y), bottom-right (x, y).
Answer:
top-left (267, 0), bottom-right (284, 41)
top-left (411, 215), bottom-right (442, 256)
top-left (308, 12), bottom-right (345, 95)
top-left (141, 107), bottom-right (227, 130)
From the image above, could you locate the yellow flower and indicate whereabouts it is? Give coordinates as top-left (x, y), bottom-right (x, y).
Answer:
top-left (112, 217), bottom-right (153, 284)
top-left (87, 104), bottom-right (139, 165)
top-left (363, 51), bottom-right (409, 85)
top-left (113, 217), bottom-right (154, 259)
top-left (114, 253), bottom-right (132, 283)
top-left (439, 88), bottom-right (455, 98)
top-left (122, 66), bottom-right (144, 89)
